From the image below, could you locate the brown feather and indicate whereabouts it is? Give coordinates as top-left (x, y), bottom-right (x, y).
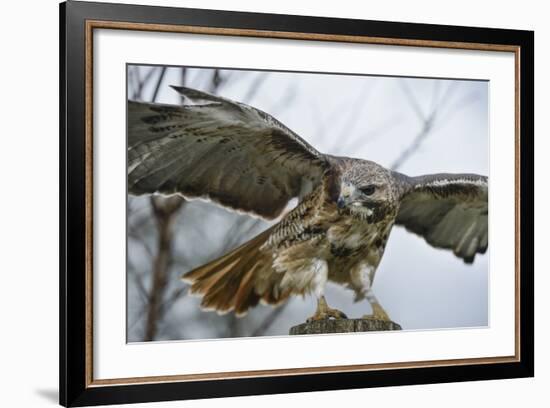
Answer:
top-left (182, 226), bottom-right (288, 315)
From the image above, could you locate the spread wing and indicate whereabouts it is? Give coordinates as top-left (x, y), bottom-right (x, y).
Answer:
top-left (128, 86), bottom-right (328, 219)
top-left (395, 173), bottom-right (488, 263)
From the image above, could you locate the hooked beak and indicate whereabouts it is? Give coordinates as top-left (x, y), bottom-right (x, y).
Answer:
top-left (337, 183), bottom-right (354, 209)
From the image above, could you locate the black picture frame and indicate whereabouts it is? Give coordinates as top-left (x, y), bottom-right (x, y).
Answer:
top-left (60, 1), bottom-right (534, 406)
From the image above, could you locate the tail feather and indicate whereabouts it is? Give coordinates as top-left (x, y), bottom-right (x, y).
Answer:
top-left (183, 227), bottom-right (289, 316)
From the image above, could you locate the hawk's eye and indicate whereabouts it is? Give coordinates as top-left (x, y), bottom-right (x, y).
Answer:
top-left (360, 185), bottom-right (376, 196)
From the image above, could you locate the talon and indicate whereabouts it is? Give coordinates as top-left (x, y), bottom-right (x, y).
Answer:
top-left (331, 309), bottom-right (347, 319)
top-left (306, 315), bottom-right (320, 323)
top-left (362, 303), bottom-right (391, 321)
top-left (307, 296), bottom-right (347, 322)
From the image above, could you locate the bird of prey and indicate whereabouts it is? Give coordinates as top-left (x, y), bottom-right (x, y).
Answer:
top-left (128, 86), bottom-right (488, 323)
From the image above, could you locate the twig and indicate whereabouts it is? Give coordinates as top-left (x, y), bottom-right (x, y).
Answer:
top-left (390, 113), bottom-right (435, 170)
top-left (179, 68), bottom-right (187, 104)
top-left (208, 69), bottom-right (223, 93)
top-left (251, 303), bottom-right (289, 336)
top-left (270, 85), bottom-right (297, 113)
top-left (136, 66), bottom-right (157, 100)
top-left (398, 79), bottom-right (426, 121)
top-left (128, 262), bottom-right (149, 304)
top-left (151, 67), bottom-right (167, 103)
top-left (334, 82), bottom-right (377, 153)
top-left (390, 81), bottom-right (456, 170)
top-left (241, 73), bottom-right (269, 104)
top-left (159, 286), bottom-right (188, 317)
top-left (346, 114), bottom-right (404, 150)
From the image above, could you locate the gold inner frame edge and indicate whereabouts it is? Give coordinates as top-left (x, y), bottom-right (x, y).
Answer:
top-left (83, 20), bottom-right (522, 388)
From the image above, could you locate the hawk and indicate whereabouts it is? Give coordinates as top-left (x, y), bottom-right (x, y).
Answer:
top-left (128, 86), bottom-right (488, 323)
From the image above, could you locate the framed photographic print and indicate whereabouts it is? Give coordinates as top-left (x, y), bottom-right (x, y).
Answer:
top-left (60, 1), bottom-right (534, 406)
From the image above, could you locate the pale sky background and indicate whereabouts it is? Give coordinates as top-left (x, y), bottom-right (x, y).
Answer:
top-left (127, 65), bottom-right (489, 341)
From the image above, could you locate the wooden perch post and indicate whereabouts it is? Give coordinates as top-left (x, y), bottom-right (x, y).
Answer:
top-left (289, 318), bottom-right (402, 335)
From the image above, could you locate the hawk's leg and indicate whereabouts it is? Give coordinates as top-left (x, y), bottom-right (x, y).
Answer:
top-left (361, 289), bottom-right (391, 321)
top-left (306, 259), bottom-right (347, 322)
top-left (307, 296), bottom-right (348, 322)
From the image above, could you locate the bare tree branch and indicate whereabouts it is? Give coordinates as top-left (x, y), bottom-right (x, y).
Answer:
top-left (137, 67), bottom-right (158, 100)
top-left (128, 263), bottom-right (149, 304)
top-left (144, 195), bottom-right (186, 341)
top-left (241, 73), bottom-right (269, 104)
top-left (390, 113), bottom-right (435, 170)
top-left (270, 84), bottom-right (297, 113)
top-left (251, 303), bottom-right (289, 336)
top-left (398, 79), bottom-right (426, 121)
top-left (128, 67), bottom-right (139, 100)
top-left (346, 114), bottom-right (404, 151)
top-left (333, 82), bottom-right (378, 153)
top-left (390, 81), bottom-right (458, 170)
top-left (208, 69), bottom-right (223, 93)
top-left (151, 67), bottom-right (167, 103)
top-left (435, 89), bottom-right (481, 131)
top-left (179, 68), bottom-right (187, 104)
top-left (225, 314), bottom-right (241, 337)
top-left (159, 286), bottom-right (189, 318)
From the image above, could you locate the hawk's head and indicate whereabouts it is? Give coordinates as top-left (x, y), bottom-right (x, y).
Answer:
top-left (333, 158), bottom-right (401, 223)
